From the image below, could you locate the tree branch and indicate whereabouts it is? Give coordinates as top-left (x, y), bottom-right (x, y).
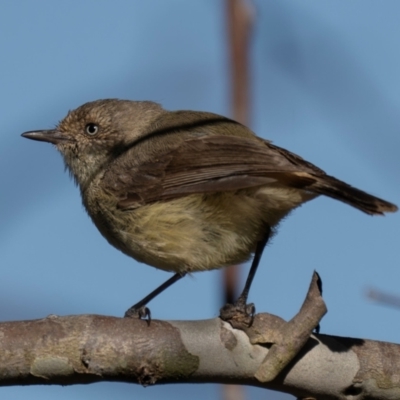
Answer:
top-left (0, 274), bottom-right (398, 399)
top-left (1, 312), bottom-right (400, 399)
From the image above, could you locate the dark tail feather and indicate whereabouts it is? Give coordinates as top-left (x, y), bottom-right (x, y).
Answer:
top-left (310, 175), bottom-right (398, 215)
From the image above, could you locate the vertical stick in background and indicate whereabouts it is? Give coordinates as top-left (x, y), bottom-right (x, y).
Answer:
top-left (222, 1), bottom-right (254, 400)
top-left (223, 0), bottom-right (254, 320)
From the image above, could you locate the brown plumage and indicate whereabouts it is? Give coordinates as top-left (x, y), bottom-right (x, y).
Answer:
top-left (21, 99), bottom-right (397, 315)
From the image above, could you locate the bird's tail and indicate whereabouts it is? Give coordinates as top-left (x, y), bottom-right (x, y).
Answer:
top-left (310, 175), bottom-right (397, 215)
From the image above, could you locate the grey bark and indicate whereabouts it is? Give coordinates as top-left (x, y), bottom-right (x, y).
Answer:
top-left (0, 272), bottom-right (399, 399)
top-left (0, 314), bottom-right (399, 399)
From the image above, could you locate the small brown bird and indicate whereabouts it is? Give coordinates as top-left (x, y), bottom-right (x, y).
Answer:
top-left (22, 99), bottom-right (397, 320)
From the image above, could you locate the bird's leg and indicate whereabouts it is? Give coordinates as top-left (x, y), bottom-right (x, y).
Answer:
top-left (220, 226), bottom-right (271, 326)
top-left (124, 272), bottom-right (186, 320)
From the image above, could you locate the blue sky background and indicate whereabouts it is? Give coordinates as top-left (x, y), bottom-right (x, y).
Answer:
top-left (1, 1), bottom-right (399, 399)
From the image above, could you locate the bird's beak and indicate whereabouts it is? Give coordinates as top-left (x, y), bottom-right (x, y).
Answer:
top-left (21, 129), bottom-right (71, 145)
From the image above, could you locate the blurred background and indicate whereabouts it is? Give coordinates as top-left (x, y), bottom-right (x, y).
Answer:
top-left (1, 1), bottom-right (399, 399)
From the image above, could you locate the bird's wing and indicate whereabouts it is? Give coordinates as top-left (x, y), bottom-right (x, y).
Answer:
top-left (102, 135), bottom-right (322, 210)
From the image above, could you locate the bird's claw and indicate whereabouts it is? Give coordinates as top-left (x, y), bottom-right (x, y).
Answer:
top-left (124, 305), bottom-right (151, 324)
top-left (220, 299), bottom-right (255, 327)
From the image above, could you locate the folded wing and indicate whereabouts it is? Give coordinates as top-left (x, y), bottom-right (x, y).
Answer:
top-left (103, 135), bottom-right (397, 215)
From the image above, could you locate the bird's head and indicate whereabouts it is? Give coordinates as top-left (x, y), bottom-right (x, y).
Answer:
top-left (22, 99), bottom-right (164, 188)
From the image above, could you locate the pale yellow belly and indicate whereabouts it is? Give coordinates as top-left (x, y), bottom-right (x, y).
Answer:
top-left (90, 187), bottom-right (315, 273)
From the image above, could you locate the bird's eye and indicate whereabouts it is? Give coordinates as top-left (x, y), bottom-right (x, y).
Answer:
top-left (85, 123), bottom-right (99, 136)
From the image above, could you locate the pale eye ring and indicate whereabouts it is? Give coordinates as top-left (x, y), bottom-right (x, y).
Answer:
top-left (85, 123), bottom-right (99, 136)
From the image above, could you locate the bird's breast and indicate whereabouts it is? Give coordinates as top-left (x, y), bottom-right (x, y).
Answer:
top-left (81, 188), bottom-right (281, 273)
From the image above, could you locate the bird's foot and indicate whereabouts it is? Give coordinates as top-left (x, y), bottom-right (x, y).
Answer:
top-left (122, 272), bottom-right (186, 324)
top-left (220, 296), bottom-right (255, 327)
top-left (124, 304), bottom-right (151, 323)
